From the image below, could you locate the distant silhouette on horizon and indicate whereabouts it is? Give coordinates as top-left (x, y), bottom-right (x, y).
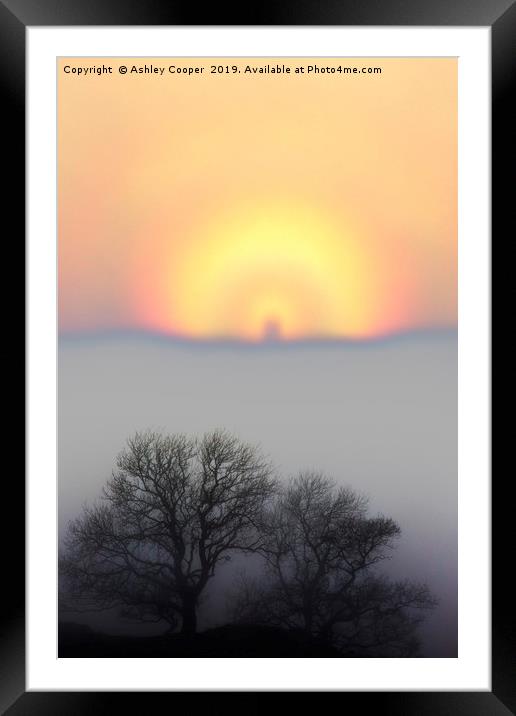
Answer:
top-left (262, 318), bottom-right (283, 342)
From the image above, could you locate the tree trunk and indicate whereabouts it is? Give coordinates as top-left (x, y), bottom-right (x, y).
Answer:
top-left (180, 595), bottom-right (197, 635)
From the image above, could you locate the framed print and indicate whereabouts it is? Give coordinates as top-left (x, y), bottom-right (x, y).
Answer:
top-left (3, 0), bottom-right (512, 712)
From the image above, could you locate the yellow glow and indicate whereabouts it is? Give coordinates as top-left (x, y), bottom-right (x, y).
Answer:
top-left (161, 201), bottom-right (383, 339)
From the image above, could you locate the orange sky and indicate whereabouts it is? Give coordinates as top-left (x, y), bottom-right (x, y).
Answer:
top-left (58, 57), bottom-right (457, 341)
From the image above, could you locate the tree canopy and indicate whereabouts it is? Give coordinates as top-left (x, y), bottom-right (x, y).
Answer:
top-left (232, 472), bottom-right (436, 655)
top-left (60, 434), bottom-right (436, 653)
top-left (60, 429), bottom-right (276, 634)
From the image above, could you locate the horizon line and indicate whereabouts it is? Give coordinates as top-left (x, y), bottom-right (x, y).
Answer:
top-left (58, 326), bottom-right (458, 348)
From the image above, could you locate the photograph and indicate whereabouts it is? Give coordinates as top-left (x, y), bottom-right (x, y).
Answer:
top-left (56, 56), bottom-right (458, 659)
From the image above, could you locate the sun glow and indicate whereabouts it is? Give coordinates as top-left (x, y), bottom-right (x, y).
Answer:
top-left (144, 200), bottom-right (403, 341)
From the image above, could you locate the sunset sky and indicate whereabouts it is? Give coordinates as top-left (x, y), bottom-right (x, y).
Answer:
top-left (58, 57), bottom-right (457, 341)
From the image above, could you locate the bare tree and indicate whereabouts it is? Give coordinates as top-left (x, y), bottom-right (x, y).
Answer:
top-left (232, 472), bottom-right (436, 655)
top-left (60, 429), bottom-right (276, 634)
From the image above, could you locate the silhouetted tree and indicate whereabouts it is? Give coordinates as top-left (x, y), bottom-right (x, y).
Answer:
top-left (60, 429), bottom-right (276, 634)
top-left (232, 472), bottom-right (436, 655)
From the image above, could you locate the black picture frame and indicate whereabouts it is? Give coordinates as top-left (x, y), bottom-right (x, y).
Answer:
top-left (3, 0), bottom-right (512, 712)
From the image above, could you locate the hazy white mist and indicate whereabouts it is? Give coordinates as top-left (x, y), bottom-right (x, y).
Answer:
top-left (58, 331), bottom-right (457, 656)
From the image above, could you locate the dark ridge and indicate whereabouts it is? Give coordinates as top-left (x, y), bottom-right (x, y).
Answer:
top-left (58, 621), bottom-right (344, 658)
